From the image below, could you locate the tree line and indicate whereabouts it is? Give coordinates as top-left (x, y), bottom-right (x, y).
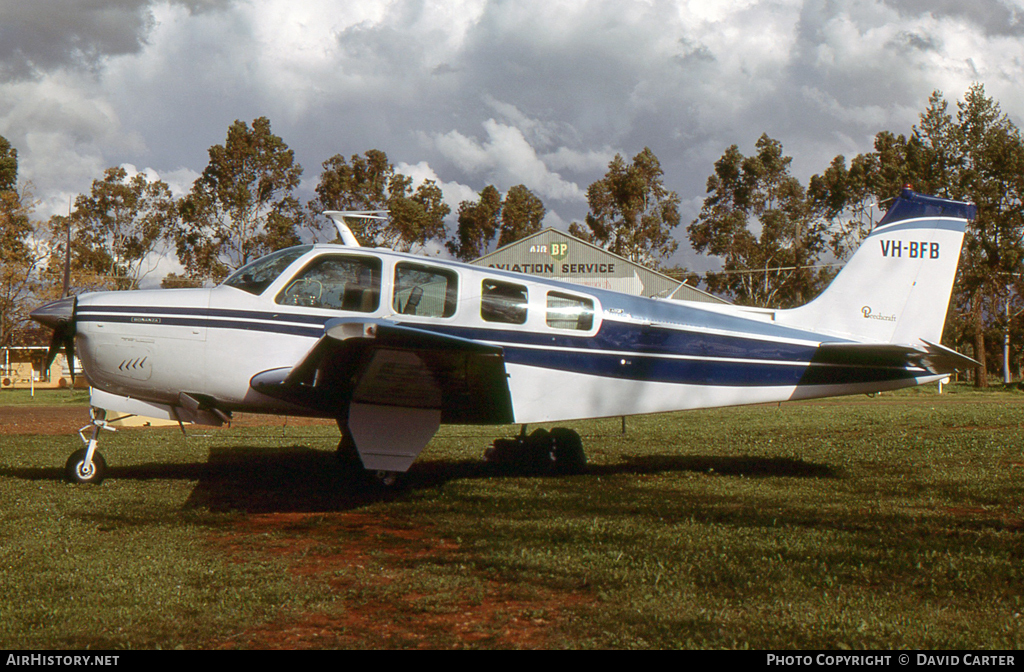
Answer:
top-left (0, 115), bottom-right (680, 350)
top-left (688, 84), bottom-right (1024, 387)
top-left (1, 83), bottom-right (1021, 384)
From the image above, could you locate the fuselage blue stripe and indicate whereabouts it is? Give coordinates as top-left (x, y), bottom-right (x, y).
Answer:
top-left (500, 346), bottom-right (919, 387)
top-left (77, 304), bottom-right (921, 388)
top-left (77, 311), bottom-right (324, 338)
top-left (78, 305), bottom-right (327, 325)
top-left (79, 305), bottom-right (821, 362)
top-left (413, 321), bottom-right (823, 362)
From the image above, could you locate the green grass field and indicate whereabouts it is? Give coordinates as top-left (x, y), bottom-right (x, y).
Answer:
top-left (0, 388), bottom-right (91, 406)
top-left (0, 384), bottom-right (1021, 649)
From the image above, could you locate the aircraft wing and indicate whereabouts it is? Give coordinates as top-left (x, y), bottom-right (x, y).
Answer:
top-left (250, 318), bottom-right (514, 424)
top-left (814, 339), bottom-right (979, 374)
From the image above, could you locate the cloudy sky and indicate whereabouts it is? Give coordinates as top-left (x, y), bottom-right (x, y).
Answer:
top-left (4, 0), bottom-right (1024, 277)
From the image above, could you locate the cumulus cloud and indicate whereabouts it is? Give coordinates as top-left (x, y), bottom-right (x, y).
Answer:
top-left (0, 1), bottom-right (234, 81)
top-left (0, 71), bottom-right (147, 214)
top-left (0, 1), bottom-right (153, 80)
top-left (541, 146), bottom-right (617, 173)
top-left (431, 119), bottom-right (588, 202)
top-left (4, 0), bottom-right (1024, 274)
top-left (394, 159), bottom-right (477, 212)
top-left (120, 163), bottom-right (200, 199)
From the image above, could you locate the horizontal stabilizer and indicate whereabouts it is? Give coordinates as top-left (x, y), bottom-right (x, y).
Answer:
top-left (918, 339), bottom-right (981, 374)
top-left (815, 340), bottom-right (978, 375)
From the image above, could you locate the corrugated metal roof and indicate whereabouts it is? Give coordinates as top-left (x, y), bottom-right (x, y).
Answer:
top-left (471, 228), bottom-right (729, 304)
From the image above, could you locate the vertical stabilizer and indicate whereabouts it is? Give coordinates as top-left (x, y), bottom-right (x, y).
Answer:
top-left (776, 189), bottom-right (974, 344)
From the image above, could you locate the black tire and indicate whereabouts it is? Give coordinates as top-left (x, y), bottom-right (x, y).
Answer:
top-left (550, 428), bottom-right (586, 475)
top-left (372, 470), bottom-right (400, 488)
top-left (485, 437), bottom-right (521, 465)
top-left (64, 449), bottom-right (107, 485)
top-left (527, 428), bottom-right (556, 474)
top-left (486, 430), bottom-right (554, 474)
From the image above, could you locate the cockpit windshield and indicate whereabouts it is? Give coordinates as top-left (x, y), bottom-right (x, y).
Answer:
top-left (222, 245), bottom-right (313, 295)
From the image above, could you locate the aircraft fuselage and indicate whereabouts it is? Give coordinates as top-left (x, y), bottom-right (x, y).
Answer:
top-left (72, 245), bottom-right (939, 426)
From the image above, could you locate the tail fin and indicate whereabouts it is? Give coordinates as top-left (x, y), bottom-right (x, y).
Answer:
top-left (776, 189), bottom-right (974, 343)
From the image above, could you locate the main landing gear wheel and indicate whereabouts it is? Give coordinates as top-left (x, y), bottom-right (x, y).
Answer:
top-left (486, 427), bottom-right (587, 475)
top-left (373, 470), bottom-right (401, 488)
top-left (549, 428), bottom-right (586, 475)
top-left (65, 448), bottom-right (107, 485)
top-left (335, 421), bottom-right (402, 489)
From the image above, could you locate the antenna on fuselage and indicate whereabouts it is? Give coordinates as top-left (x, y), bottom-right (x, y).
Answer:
top-left (323, 210), bottom-right (388, 248)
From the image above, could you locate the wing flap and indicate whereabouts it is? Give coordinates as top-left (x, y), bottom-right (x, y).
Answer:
top-left (250, 318), bottom-right (514, 424)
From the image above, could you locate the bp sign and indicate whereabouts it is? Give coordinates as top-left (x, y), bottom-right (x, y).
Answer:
top-left (527, 242), bottom-right (569, 261)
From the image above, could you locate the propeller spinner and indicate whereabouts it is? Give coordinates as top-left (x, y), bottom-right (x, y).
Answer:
top-left (30, 296), bottom-right (78, 382)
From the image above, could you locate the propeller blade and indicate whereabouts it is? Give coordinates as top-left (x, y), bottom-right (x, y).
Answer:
top-left (44, 326), bottom-right (63, 372)
top-left (31, 296), bottom-right (78, 382)
top-left (64, 324), bottom-right (76, 383)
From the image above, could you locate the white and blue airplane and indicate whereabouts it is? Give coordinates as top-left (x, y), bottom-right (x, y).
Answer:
top-left (31, 188), bottom-right (977, 485)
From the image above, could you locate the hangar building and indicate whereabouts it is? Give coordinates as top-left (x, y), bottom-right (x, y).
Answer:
top-left (471, 228), bottom-right (727, 304)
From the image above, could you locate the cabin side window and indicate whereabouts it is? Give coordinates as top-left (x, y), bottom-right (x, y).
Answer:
top-left (275, 255), bottom-right (382, 311)
top-left (546, 291), bottom-right (595, 331)
top-left (393, 263), bottom-right (458, 318)
top-left (481, 279), bottom-right (528, 325)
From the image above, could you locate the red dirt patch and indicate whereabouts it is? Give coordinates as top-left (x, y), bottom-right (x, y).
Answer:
top-left (0, 405), bottom-right (91, 435)
top-left (229, 414), bottom-right (336, 429)
top-left (0, 406), bottom-right (334, 435)
top-left (206, 512), bottom-right (592, 649)
top-left (934, 505), bottom-right (1024, 530)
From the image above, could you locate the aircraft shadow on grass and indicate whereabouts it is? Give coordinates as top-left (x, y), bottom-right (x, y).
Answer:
top-left (0, 444), bottom-right (839, 514)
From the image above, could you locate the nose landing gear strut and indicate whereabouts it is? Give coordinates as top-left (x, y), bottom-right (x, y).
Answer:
top-left (66, 408), bottom-right (115, 484)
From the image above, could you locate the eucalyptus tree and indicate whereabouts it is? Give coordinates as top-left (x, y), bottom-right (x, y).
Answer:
top-left (497, 184), bottom-right (545, 247)
top-left (0, 136), bottom-right (16, 193)
top-left (66, 166), bottom-right (178, 291)
top-left (307, 149), bottom-right (449, 252)
top-left (176, 117), bottom-right (303, 284)
top-left (688, 135), bottom-right (830, 308)
top-left (800, 85), bottom-right (1024, 385)
top-left (0, 182), bottom-right (42, 348)
top-left (446, 183), bottom-right (545, 261)
top-left (0, 136), bottom-right (51, 348)
top-left (569, 148), bottom-right (680, 267)
top-left (939, 86), bottom-right (1024, 385)
top-left (447, 185), bottom-right (501, 262)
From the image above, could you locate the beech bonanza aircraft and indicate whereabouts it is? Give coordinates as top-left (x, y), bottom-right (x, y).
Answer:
top-left (31, 188), bottom-right (977, 485)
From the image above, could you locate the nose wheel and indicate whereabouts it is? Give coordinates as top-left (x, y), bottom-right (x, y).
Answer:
top-left (66, 408), bottom-right (115, 485)
top-left (65, 448), bottom-right (107, 484)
